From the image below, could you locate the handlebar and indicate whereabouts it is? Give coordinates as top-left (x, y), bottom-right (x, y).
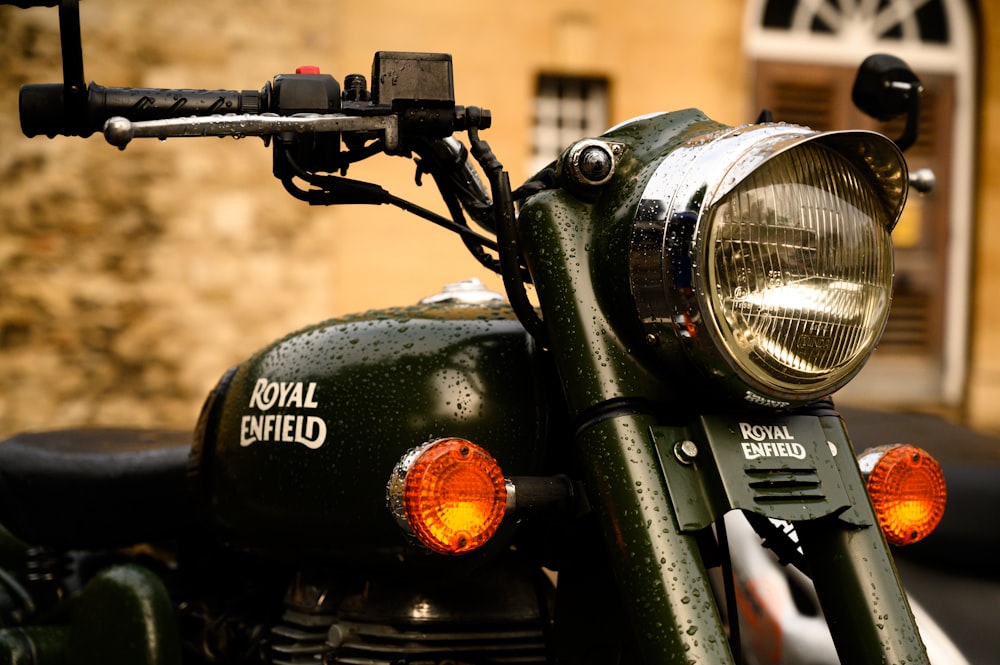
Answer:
top-left (13, 0), bottom-right (486, 149)
top-left (20, 54), bottom-right (489, 151)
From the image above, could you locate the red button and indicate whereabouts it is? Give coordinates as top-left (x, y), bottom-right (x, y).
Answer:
top-left (296, 65), bottom-right (321, 75)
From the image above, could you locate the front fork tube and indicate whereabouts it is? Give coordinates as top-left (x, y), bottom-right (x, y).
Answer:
top-left (796, 415), bottom-right (930, 664)
top-left (574, 413), bottom-right (735, 664)
top-left (796, 518), bottom-right (929, 664)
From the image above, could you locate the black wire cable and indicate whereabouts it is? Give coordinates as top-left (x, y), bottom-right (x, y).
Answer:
top-left (276, 123), bottom-right (547, 345)
top-left (411, 137), bottom-right (495, 232)
top-left (420, 161), bottom-right (504, 276)
top-left (279, 147), bottom-right (500, 252)
top-left (466, 114), bottom-right (548, 347)
top-left (408, 139), bottom-right (503, 275)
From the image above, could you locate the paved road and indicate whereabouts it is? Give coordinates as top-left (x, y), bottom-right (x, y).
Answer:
top-left (840, 406), bottom-right (1000, 665)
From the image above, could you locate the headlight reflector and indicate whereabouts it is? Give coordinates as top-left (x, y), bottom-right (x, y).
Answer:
top-left (705, 142), bottom-right (893, 396)
top-left (630, 124), bottom-right (906, 405)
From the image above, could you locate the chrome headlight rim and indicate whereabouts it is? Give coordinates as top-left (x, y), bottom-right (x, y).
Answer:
top-left (629, 123), bottom-right (906, 406)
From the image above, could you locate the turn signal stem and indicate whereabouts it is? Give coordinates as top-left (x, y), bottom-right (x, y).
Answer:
top-left (507, 475), bottom-right (577, 518)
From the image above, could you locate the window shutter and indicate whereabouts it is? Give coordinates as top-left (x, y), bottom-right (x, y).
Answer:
top-left (753, 61), bottom-right (843, 130)
top-left (765, 79), bottom-right (838, 130)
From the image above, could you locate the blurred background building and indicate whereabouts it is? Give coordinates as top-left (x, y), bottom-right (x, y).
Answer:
top-left (0, 0), bottom-right (997, 435)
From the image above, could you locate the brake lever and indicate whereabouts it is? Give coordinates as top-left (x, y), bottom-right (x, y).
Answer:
top-left (102, 113), bottom-right (401, 151)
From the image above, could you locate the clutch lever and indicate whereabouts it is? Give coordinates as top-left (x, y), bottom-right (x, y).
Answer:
top-left (102, 113), bottom-right (401, 151)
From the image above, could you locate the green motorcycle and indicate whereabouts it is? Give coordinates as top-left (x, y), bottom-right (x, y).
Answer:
top-left (0, 1), bottom-right (960, 663)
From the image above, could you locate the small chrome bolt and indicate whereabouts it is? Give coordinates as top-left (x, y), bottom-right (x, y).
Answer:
top-left (674, 440), bottom-right (699, 464)
top-left (577, 145), bottom-right (613, 183)
top-left (565, 139), bottom-right (616, 187)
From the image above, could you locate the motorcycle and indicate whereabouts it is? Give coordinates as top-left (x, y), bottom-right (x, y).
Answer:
top-left (0, 0), bottom-right (968, 663)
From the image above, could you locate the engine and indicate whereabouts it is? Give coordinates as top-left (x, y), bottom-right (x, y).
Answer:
top-left (268, 557), bottom-right (553, 665)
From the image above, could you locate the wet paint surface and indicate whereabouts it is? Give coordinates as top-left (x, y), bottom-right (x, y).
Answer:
top-left (193, 302), bottom-right (551, 563)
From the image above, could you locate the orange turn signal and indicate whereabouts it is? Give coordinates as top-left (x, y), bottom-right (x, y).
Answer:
top-left (387, 438), bottom-right (508, 555)
top-left (858, 444), bottom-right (946, 546)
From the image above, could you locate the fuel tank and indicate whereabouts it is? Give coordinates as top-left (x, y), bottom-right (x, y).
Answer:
top-left (190, 295), bottom-right (554, 566)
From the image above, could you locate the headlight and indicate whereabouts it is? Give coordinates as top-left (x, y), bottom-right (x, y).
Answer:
top-left (630, 124), bottom-right (906, 407)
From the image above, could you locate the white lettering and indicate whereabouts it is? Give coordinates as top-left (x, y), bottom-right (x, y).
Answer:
top-left (286, 382), bottom-right (303, 408)
top-left (738, 422), bottom-right (795, 442)
top-left (248, 378), bottom-right (268, 410)
top-left (279, 382), bottom-right (295, 406)
top-left (262, 383), bottom-right (279, 410)
top-left (304, 382), bottom-right (319, 408)
top-left (741, 440), bottom-right (807, 460)
top-left (240, 414), bottom-right (328, 448)
top-left (298, 416), bottom-right (327, 449)
top-left (738, 422), bottom-right (806, 460)
top-left (242, 378), bottom-right (326, 448)
top-left (248, 378), bottom-right (321, 411)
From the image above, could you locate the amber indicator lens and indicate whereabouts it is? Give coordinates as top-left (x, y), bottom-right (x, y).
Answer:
top-left (861, 444), bottom-right (946, 546)
top-left (401, 438), bottom-right (507, 555)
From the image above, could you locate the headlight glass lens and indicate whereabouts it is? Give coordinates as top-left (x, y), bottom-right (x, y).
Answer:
top-left (704, 143), bottom-right (893, 395)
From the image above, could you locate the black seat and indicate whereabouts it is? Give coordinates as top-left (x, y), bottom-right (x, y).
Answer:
top-left (0, 428), bottom-right (195, 549)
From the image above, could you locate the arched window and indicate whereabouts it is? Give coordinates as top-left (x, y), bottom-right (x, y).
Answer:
top-left (760, 0), bottom-right (951, 43)
top-left (743, 0), bottom-right (977, 408)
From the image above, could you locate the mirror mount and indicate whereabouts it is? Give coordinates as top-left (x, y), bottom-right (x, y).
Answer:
top-left (852, 53), bottom-right (923, 152)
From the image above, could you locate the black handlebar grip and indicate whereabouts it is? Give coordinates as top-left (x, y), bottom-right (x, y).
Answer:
top-left (19, 83), bottom-right (73, 137)
top-left (19, 82), bottom-right (264, 138)
top-left (0, 0), bottom-right (60, 7)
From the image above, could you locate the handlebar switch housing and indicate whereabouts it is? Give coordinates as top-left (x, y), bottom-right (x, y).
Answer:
top-left (271, 72), bottom-right (342, 176)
